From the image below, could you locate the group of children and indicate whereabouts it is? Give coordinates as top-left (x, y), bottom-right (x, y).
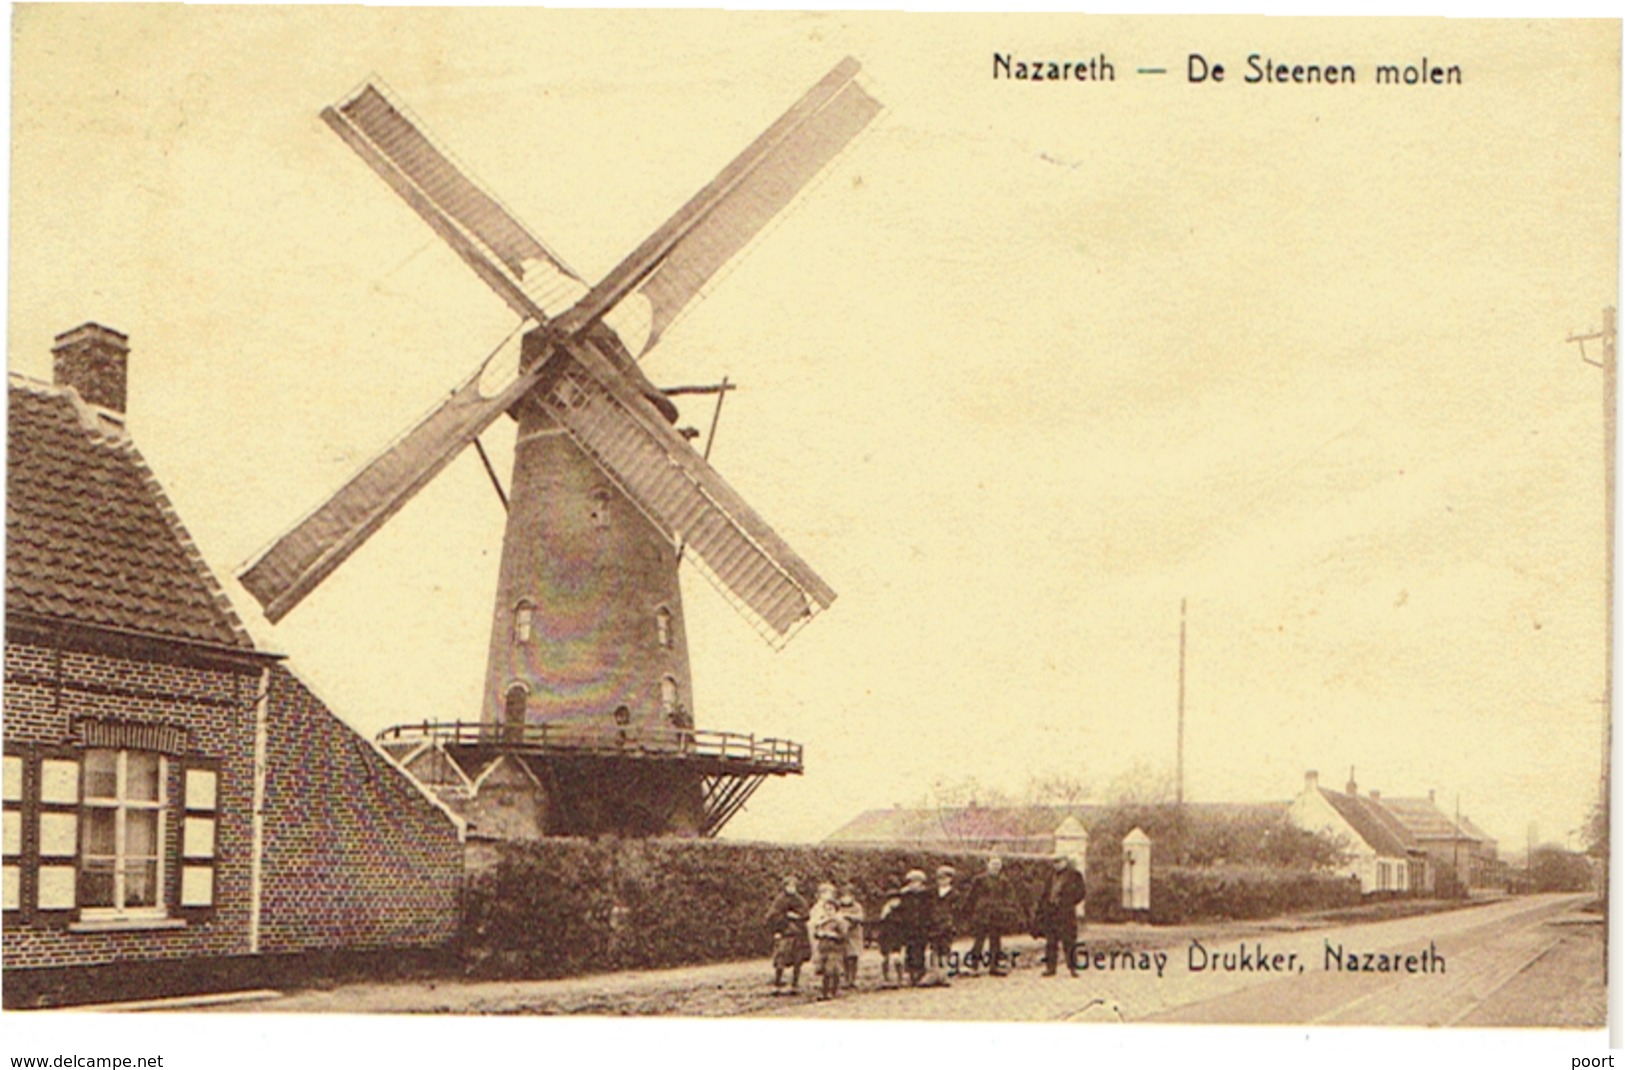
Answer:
top-left (765, 864), bottom-right (978, 1001)
top-left (768, 877), bottom-right (866, 1000)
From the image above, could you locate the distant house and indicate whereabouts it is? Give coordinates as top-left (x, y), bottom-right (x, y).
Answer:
top-left (823, 804), bottom-right (1105, 856)
top-left (1286, 770), bottom-right (1421, 894)
top-left (4, 325), bottom-right (465, 1006)
top-left (1286, 769), bottom-right (1501, 896)
top-left (1454, 814), bottom-right (1505, 890)
top-left (824, 799), bottom-right (1292, 865)
top-left (1378, 792), bottom-right (1485, 895)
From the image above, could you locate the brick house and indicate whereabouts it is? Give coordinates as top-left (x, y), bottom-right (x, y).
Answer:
top-left (4, 324), bottom-right (465, 1006)
top-left (1377, 791), bottom-right (1485, 895)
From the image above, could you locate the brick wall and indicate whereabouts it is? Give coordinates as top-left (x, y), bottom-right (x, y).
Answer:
top-left (2, 636), bottom-right (259, 969)
top-left (256, 666), bottom-right (462, 953)
top-left (4, 632), bottom-right (463, 977)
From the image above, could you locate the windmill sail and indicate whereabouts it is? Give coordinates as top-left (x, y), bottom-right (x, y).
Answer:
top-left (238, 333), bottom-right (543, 622)
top-left (633, 77), bottom-right (881, 349)
top-left (542, 348), bottom-right (836, 643)
top-left (323, 83), bottom-right (585, 319)
top-left (555, 57), bottom-right (881, 347)
top-left (241, 62), bottom-right (875, 639)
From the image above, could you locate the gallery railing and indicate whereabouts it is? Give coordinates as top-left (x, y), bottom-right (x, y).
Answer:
top-left (376, 720), bottom-right (803, 773)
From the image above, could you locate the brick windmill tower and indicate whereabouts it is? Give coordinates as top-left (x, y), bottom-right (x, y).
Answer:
top-left (239, 61), bottom-right (879, 837)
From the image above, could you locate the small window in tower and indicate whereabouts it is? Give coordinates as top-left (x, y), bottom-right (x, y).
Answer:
top-left (656, 607), bottom-right (673, 649)
top-left (513, 601), bottom-right (535, 644)
top-left (660, 676), bottom-right (679, 718)
top-left (504, 684), bottom-right (529, 726)
top-left (588, 487), bottom-right (613, 528)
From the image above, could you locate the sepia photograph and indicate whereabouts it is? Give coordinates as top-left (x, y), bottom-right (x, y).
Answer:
top-left (2, 6), bottom-right (1618, 1064)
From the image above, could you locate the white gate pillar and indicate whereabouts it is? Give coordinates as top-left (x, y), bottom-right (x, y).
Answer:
top-left (1122, 827), bottom-right (1152, 912)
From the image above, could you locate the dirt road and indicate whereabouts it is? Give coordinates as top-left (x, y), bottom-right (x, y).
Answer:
top-left (762, 892), bottom-right (1599, 1025)
top-left (222, 894), bottom-right (1599, 1027)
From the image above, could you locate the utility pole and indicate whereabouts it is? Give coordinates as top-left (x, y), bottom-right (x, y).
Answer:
top-left (1567, 308), bottom-right (1614, 979)
top-left (1454, 793), bottom-right (1462, 897)
top-left (1177, 597), bottom-right (1187, 807)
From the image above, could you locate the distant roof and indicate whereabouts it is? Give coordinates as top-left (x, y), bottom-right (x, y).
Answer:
top-left (1456, 814), bottom-right (1496, 845)
top-left (1318, 789), bottom-right (1415, 858)
top-left (825, 801), bottom-right (1289, 847)
top-left (1381, 796), bottom-right (1481, 842)
top-left (825, 804), bottom-right (1109, 846)
top-left (7, 375), bottom-right (254, 650)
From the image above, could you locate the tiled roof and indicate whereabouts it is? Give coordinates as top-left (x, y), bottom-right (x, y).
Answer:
top-left (1380, 797), bottom-right (1480, 843)
top-left (1318, 789), bottom-right (1414, 858)
top-left (825, 801), bottom-right (1289, 846)
top-left (6, 375), bottom-right (254, 650)
top-left (825, 805), bottom-right (1108, 845)
top-left (1456, 814), bottom-right (1496, 846)
top-left (1360, 797), bottom-right (1420, 851)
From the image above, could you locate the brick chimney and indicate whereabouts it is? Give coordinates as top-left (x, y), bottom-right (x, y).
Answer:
top-left (1369, 790), bottom-right (1381, 802)
top-left (1304, 769), bottom-right (1319, 792)
top-left (1346, 766), bottom-right (1357, 795)
top-left (52, 323), bottom-right (129, 413)
top-left (1428, 788), bottom-right (1436, 805)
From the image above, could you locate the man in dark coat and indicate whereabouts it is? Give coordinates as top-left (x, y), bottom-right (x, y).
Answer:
top-left (1033, 855), bottom-right (1086, 976)
top-left (766, 875), bottom-right (811, 992)
top-left (928, 865), bottom-right (959, 977)
top-left (964, 856), bottom-right (1016, 976)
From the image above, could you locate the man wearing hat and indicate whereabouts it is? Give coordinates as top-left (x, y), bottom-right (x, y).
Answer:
top-left (928, 864), bottom-right (959, 977)
top-left (965, 855), bottom-right (1016, 976)
top-left (1033, 854), bottom-right (1086, 977)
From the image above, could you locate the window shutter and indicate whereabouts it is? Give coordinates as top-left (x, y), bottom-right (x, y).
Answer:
top-left (180, 764), bottom-right (219, 910)
top-left (1, 753), bottom-right (21, 912)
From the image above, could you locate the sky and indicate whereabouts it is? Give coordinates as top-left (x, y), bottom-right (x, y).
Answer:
top-left (6, 9), bottom-right (1619, 852)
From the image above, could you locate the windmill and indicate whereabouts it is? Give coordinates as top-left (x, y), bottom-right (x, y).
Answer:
top-left (238, 59), bottom-right (880, 836)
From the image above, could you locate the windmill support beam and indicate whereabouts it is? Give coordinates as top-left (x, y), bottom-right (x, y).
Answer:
top-left (378, 720), bottom-right (800, 838)
top-left (472, 436), bottom-right (509, 512)
top-left (661, 383), bottom-right (739, 397)
top-left (702, 774), bottom-right (768, 837)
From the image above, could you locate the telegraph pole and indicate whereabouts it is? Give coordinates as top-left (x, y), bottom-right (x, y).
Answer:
top-left (1177, 597), bottom-right (1187, 807)
top-left (1567, 307), bottom-right (1614, 978)
top-left (1454, 793), bottom-right (1462, 897)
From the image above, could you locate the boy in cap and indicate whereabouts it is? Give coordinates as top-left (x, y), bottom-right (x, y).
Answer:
top-left (808, 881), bottom-right (849, 1000)
top-left (838, 882), bottom-right (865, 990)
top-left (876, 876), bottom-right (906, 986)
top-left (894, 868), bottom-right (933, 986)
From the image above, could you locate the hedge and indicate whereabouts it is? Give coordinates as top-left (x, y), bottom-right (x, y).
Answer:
top-left (462, 838), bottom-right (1053, 978)
top-left (461, 839), bottom-right (1363, 978)
top-left (1088, 864), bottom-right (1362, 925)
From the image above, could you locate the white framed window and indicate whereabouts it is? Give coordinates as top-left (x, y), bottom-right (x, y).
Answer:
top-left (656, 607), bottom-right (673, 650)
top-left (513, 600), bottom-right (535, 644)
top-left (660, 676), bottom-right (689, 728)
top-left (81, 749), bottom-right (167, 916)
